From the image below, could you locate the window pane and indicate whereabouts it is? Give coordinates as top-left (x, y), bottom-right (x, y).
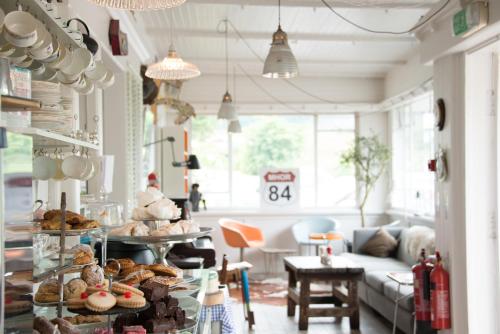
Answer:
top-left (317, 115), bottom-right (356, 207)
top-left (231, 115), bottom-right (315, 208)
top-left (190, 116), bottom-right (230, 208)
top-left (142, 108), bottom-right (155, 190)
top-left (390, 93), bottom-right (435, 215)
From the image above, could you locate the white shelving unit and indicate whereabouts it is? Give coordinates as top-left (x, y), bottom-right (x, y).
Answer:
top-left (2, 125), bottom-right (99, 150)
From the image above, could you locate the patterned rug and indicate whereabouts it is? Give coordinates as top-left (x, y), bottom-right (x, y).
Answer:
top-left (228, 278), bottom-right (332, 306)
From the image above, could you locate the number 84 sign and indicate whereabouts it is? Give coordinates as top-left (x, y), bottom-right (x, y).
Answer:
top-left (260, 169), bottom-right (300, 208)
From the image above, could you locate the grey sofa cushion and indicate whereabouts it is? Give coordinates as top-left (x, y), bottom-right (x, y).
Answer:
top-left (383, 280), bottom-right (414, 311)
top-left (365, 271), bottom-right (390, 292)
top-left (397, 228), bottom-right (418, 266)
top-left (341, 253), bottom-right (411, 273)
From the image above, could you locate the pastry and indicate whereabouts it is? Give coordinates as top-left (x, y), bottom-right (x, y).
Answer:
top-left (178, 220), bottom-right (201, 234)
top-left (120, 270), bottom-right (154, 285)
top-left (34, 292), bottom-right (60, 303)
top-left (85, 291), bottom-right (116, 312)
top-left (147, 275), bottom-right (183, 287)
top-left (146, 264), bottom-right (177, 277)
top-left (73, 220), bottom-right (100, 230)
top-left (173, 307), bottom-right (186, 327)
top-left (44, 210), bottom-right (86, 225)
top-left (121, 265), bottom-right (146, 278)
top-left (164, 295), bottom-right (179, 315)
top-left (4, 298), bottom-right (32, 315)
top-left (64, 278), bottom-right (88, 300)
top-left (111, 282), bottom-right (144, 296)
top-left (51, 317), bottom-right (81, 334)
top-left (67, 292), bottom-right (89, 309)
top-left (138, 279), bottom-right (169, 302)
top-left (116, 291), bottom-right (146, 309)
top-left (143, 318), bottom-right (176, 333)
top-left (34, 316), bottom-right (57, 334)
top-left (64, 315), bottom-right (106, 325)
top-left (104, 261), bottom-right (120, 277)
top-left (122, 326), bottom-right (146, 334)
top-left (109, 223), bottom-right (135, 236)
top-left (130, 222), bottom-right (149, 236)
top-left (146, 198), bottom-right (180, 220)
top-left (131, 207), bottom-right (154, 221)
top-left (150, 223), bottom-right (183, 236)
top-left (35, 279), bottom-right (59, 303)
top-left (41, 220), bottom-right (72, 231)
top-left (81, 264), bottom-right (105, 286)
top-left (71, 245), bottom-right (94, 265)
top-left (113, 314), bottom-right (138, 333)
top-left (118, 258), bottom-right (136, 271)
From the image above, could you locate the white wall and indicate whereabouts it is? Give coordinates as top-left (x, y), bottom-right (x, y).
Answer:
top-left (384, 55), bottom-right (433, 99)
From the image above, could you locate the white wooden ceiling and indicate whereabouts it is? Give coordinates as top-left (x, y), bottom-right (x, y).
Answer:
top-left (134, 0), bottom-right (436, 79)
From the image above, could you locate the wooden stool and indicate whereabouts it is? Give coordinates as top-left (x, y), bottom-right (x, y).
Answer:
top-left (218, 254), bottom-right (255, 328)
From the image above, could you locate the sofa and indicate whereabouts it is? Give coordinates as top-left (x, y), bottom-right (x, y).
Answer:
top-left (341, 226), bottom-right (435, 334)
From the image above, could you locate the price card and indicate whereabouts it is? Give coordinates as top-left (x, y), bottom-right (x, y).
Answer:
top-left (260, 169), bottom-right (300, 208)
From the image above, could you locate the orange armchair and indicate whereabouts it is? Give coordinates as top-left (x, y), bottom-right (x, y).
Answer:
top-left (219, 218), bottom-right (265, 261)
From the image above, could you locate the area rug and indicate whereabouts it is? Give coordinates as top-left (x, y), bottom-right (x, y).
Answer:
top-left (228, 278), bottom-right (333, 306)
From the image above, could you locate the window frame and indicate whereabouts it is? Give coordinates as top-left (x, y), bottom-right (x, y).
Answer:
top-left (190, 112), bottom-right (358, 210)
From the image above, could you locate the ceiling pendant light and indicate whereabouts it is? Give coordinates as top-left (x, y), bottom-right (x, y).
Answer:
top-left (146, 45), bottom-right (200, 81)
top-left (217, 20), bottom-right (237, 120)
top-left (263, 0), bottom-right (298, 79)
top-left (87, 0), bottom-right (186, 10)
top-left (228, 119), bottom-right (242, 133)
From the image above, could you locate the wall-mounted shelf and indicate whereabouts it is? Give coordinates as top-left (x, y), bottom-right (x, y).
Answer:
top-left (4, 126), bottom-right (99, 150)
top-left (1, 95), bottom-right (42, 111)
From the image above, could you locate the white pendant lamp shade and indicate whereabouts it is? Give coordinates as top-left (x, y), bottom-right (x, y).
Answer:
top-left (88, 0), bottom-right (186, 10)
top-left (263, 25), bottom-right (298, 79)
top-left (228, 119), bottom-right (242, 133)
top-left (218, 91), bottom-right (237, 120)
top-left (146, 45), bottom-right (201, 81)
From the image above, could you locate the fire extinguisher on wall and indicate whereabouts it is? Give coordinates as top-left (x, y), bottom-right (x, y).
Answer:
top-left (430, 251), bottom-right (451, 329)
top-left (412, 249), bottom-right (435, 333)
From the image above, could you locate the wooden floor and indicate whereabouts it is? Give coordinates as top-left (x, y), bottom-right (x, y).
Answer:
top-left (231, 301), bottom-right (395, 334)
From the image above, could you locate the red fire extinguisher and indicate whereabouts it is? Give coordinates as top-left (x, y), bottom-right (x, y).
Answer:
top-left (430, 251), bottom-right (451, 329)
top-left (412, 249), bottom-right (433, 321)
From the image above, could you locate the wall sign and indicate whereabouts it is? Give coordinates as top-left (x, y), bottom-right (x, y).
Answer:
top-left (260, 169), bottom-right (300, 208)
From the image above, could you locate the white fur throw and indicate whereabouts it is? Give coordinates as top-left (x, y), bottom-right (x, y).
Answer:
top-left (404, 226), bottom-right (435, 261)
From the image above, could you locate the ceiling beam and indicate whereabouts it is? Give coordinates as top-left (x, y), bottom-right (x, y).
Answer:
top-left (187, 57), bottom-right (406, 67)
top-left (187, 0), bottom-right (439, 9)
top-left (146, 28), bottom-right (417, 43)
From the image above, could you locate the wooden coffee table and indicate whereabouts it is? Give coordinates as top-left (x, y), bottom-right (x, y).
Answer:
top-left (284, 256), bottom-right (364, 330)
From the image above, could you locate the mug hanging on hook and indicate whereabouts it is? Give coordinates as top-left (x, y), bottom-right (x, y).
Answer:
top-left (66, 18), bottom-right (98, 55)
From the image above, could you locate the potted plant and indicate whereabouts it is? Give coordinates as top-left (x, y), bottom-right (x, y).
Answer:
top-left (341, 135), bottom-right (390, 227)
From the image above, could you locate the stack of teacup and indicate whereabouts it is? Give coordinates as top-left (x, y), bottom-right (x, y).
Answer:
top-left (0, 7), bottom-right (114, 94)
top-left (33, 148), bottom-right (97, 181)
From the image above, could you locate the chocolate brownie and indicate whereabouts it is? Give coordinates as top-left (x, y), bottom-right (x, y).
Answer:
top-left (139, 280), bottom-right (169, 302)
top-left (113, 313), bottom-right (138, 333)
top-left (144, 318), bottom-right (176, 333)
top-left (140, 301), bottom-right (167, 320)
top-left (173, 308), bottom-right (186, 327)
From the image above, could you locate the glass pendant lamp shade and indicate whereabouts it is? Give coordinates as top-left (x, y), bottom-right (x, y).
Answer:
top-left (228, 119), bottom-right (242, 133)
top-left (146, 45), bottom-right (201, 81)
top-left (217, 91), bottom-right (237, 120)
top-left (88, 0), bottom-right (186, 10)
top-left (263, 25), bottom-right (298, 79)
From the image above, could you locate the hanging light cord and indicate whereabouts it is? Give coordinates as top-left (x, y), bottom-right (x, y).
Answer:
top-left (278, 0), bottom-right (281, 26)
top-left (225, 19), bottom-right (229, 92)
top-left (319, 0), bottom-right (451, 35)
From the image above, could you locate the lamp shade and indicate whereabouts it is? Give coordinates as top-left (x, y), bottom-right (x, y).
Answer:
top-left (262, 25), bottom-right (298, 79)
top-left (187, 155), bottom-right (200, 169)
top-left (88, 0), bottom-right (186, 10)
top-left (146, 45), bottom-right (201, 81)
top-left (228, 119), bottom-right (242, 133)
top-left (217, 91), bottom-right (237, 120)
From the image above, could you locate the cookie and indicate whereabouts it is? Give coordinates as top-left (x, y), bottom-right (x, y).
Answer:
top-left (121, 270), bottom-right (155, 285)
top-left (146, 264), bottom-right (177, 277)
top-left (66, 292), bottom-right (89, 309)
top-left (64, 314), bottom-right (105, 325)
top-left (147, 275), bottom-right (182, 287)
top-left (104, 262), bottom-right (120, 277)
top-left (118, 258), bottom-right (136, 270)
top-left (121, 265), bottom-right (146, 278)
top-left (85, 291), bottom-right (116, 312)
top-left (116, 291), bottom-right (146, 309)
top-left (64, 278), bottom-right (88, 300)
top-left (111, 282), bottom-right (144, 296)
top-left (81, 264), bottom-right (105, 286)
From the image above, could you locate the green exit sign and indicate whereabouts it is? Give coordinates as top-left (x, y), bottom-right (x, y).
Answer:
top-left (453, 9), bottom-right (468, 36)
top-left (453, 2), bottom-right (488, 38)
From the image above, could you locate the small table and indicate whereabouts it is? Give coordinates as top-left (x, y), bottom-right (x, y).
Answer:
top-left (386, 272), bottom-right (415, 334)
top-left (260, 248), bottom-right (296, 274)
top-left (309, 232), bottom-right (345, 255)
top-left (284, 256), bottom-right (364, 330)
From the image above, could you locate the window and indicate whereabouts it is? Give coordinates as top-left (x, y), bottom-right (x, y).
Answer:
top-left (142, 106), bottom-right (155, 190)
top-left (390, 92), bottom-right (435, 216)
top-left (190, 114), bottom-right (356, 209)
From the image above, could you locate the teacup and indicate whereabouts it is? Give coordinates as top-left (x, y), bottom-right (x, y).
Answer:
top-left (80, 158), bottom-right (96, 181)
top-left (52, 157), bottom-right (66, 181)
top-left (96, 70), bottom-right (115, 89)
top-left (3, 11), bottom-right (38, 47)
top-left (29, 26), bottom-right (53, 60)
top-left (8, 47), bottom-right (27, 65)
top-left (85, 60), bottom-right (107, 82)
top-left (48, 45), bottom-right (71, 70)
top-left (56, 70), bottom-right (79, 85)
top-left (30, 20), bottom-right (49, 50)
top-left (61, 47), bottom-right (93, 80)
top-left (17, 56), bottom-right (33, 68)
top-left (61, 154), bottom-right (87, 179)
top-left (75, 78), bottom-right (94, 95)
top-left (33, 155), bottom-right (57, 180)
top-left (28, 60), bottom-right (45, 75)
